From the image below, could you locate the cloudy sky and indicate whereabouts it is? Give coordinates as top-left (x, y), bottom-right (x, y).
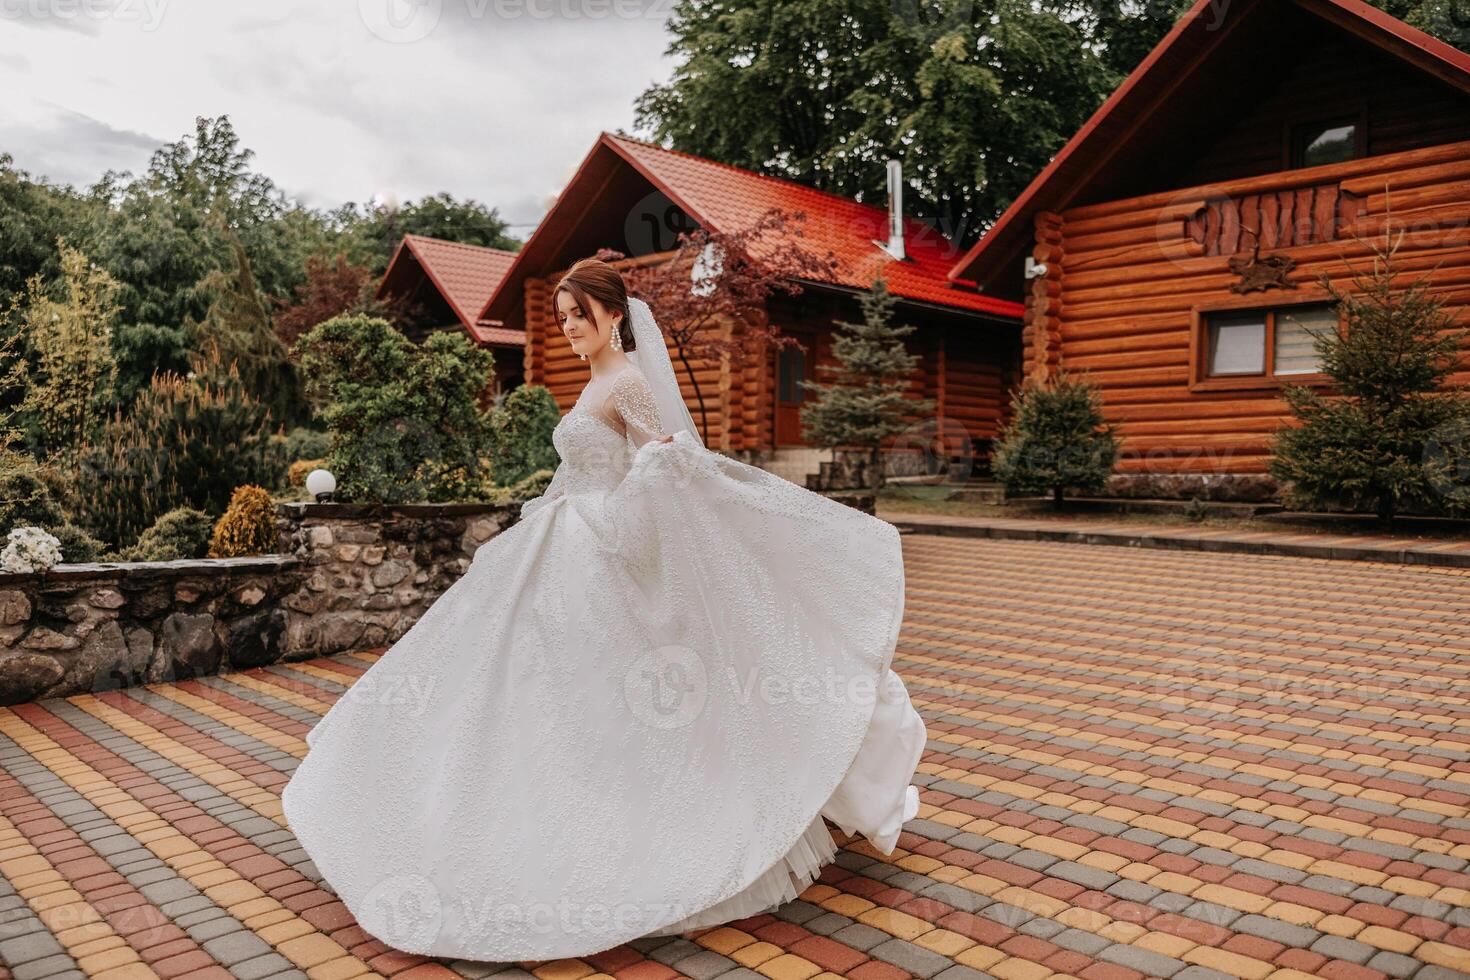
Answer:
top-left (0, 0), bottom-right (679, 238)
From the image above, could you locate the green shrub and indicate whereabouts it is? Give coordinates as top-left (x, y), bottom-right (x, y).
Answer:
top-left (483, 467), bottom-right (555, 506)
top-left (0, 449), bottom-right (66, 532)
top-left (293, 314), bottom-right (495, 503)
top-left (284, 426), bottom-right (331, 461)
top-left (48, 522), bottom-right (105, 563)
top-left (486, 385), bottom-right (561, 486)
top-left (993, 371), bottom-right (1119, 509)
top-left (208, 485), bottom-right (277, 558)
top-left (119, 507), bottom-right (213, 561)
top-left (72, 352), bottom-right (286, 548)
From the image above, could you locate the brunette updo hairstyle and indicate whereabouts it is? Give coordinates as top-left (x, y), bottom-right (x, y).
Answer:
top-left (553, 258), bottom-right (636, 352)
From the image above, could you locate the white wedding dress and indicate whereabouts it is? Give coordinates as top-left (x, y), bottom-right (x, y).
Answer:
top-left (280, 302), bottom-right (927, 963)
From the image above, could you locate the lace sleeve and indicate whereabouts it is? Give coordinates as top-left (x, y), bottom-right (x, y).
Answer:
top-left (518, 461), bottom-right (567, 521)
top-left (607, 368), bottom-right (670, 449)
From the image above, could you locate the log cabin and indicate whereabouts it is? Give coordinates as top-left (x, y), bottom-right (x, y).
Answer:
top-left (477, 133), bottom-right (1023, 486)
top-left (377, 234), bottom-right (525, 395)
top-left (948, 0), bottom-right (1470, 501)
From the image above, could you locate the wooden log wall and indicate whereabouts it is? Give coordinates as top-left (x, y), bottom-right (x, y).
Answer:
top-left (1177, 29), bottom-right (1470, 188)
top-left (1046, 139), bottom-right (1470, 476)
top-left (525, 270), bottom-right (1021, 456)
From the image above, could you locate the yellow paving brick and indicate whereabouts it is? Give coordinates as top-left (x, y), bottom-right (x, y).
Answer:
top-left (1077, 851), bottom-right (1129, 873)
top-left (1182, 945), bottom-right (1274, 980)
top-left (1146, 871), bottom-right (1199, 895)
top-left (1384, 875), bottom-right (1439, 897)
top-left (755, 953), bottom-right (822, 980)
top-left (995, 887), bottom-right (1068, 918)
top-left (74, 946), bottom-right (142, 975)
top-left (1192, 883), bottom-right (1274, 915)
top-left (731, 941), bottom-right (783, 968)
top-left (1026, 836), bottom-right (1089, 861)
top-left (819, 893), bottom-right (875, 918)
top-left (1433, 886), bottom-right (1470, 906)
top-left (1264, 901), bottom-right (1325, 927)
top-left (277, 933), bottom-right (352, 970)
top-left (930, 865), bottom-right (971, 884)
top-left (1097, 920), bottom-right (1147, 943)
top-left (957, 872), bottom-right (1007, 895)
top-left (955, 945), bottom-right (1006, 972)
top-left (90, 964), bottom-right (164, 980)
top-left (896, 854), bottom-right (944, 874)
top-left (1134, 931), bottom-right (1197, 959)
top-left (697, 926), bottom-right (755, 956)
top-left (1357, 925), bottom-right (1422, 954)
top-left (202, 879), bottom-right (259, 907)
top-left (1317, 914), bottom-right (1366, 938)
top-left (915, 928), bottom-right (975, 957)
top-left (1418, 942), bottom-right (1470, 973)
top-left (258, 918), bottom-right (319, 945)
top-left (307, 956), bottom-right (371, 980)
top-left (858, 907), bottom-right (935, 941)
top-left (987, 956), bottom-right (1053, 980)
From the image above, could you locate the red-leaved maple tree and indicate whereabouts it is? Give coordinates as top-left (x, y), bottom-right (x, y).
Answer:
top-left (605, 208), bottom-right (840, 439)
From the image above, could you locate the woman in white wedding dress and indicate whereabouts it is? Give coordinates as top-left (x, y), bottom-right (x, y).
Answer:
top-left (280, 257), bottom-right (927, 963)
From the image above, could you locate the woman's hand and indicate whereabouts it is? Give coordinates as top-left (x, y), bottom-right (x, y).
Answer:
top-left (658, 434), bottom-right (674, 443)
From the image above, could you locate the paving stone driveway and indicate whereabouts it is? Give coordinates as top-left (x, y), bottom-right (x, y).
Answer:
top-left (1, 535), bottom-right (1467, 980)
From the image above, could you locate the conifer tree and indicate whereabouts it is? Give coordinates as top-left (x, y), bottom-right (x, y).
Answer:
top-left (992, 371), bottom-right (1119, 509)
top-left (1270, 231), bottom-right (1470, 521)
top-left (800, 277), bottom-right (933, 492)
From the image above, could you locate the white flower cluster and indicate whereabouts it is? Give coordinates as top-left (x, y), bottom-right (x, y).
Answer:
top-left (1, 526), bottom-right (64, 574)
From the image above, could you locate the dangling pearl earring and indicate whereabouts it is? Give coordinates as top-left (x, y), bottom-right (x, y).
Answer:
top-left (609, 317), bottom-right (623, 352)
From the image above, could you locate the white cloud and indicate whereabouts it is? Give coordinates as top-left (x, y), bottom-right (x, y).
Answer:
top-left (0, 0), bottom-right (677, 233)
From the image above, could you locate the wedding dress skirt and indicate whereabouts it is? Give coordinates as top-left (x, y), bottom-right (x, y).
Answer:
top-left (281, 413), bottom-right (927, 963)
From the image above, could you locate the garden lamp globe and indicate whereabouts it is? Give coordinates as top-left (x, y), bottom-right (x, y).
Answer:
top-left (305, 468), bottom-right (336, 503)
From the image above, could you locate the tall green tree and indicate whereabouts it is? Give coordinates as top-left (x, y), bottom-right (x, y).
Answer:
top-left (187, 228), bottom-right (311, 428)
top-left (0, 154), bottom-right (96, 311)
top-left (800, 278), bottom-right (933, 492)
top-left (84, 115), bottom-right (335, 401)
top-left (1269, 232), bottom-right (1470, 522)
top-left (637, 0), bottom-right (1467, 246)
top-left (637, 0), bottom-right (1122, 245)
top-left (9, 239), bottom-right (120, 459)
top-left (345, 193), bottom-right (521, 274)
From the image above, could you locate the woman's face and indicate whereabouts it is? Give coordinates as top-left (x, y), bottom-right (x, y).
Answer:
top-left (555, 289), bottom-right (618, 358)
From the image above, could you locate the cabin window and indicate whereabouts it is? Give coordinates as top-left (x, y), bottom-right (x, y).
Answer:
top-left (1290, 118), bottom-right (1358, 168)
top-left (1206, 312), bottom-right (1266, 375)
top-left (1200, 301), bottom-right (1337, 383)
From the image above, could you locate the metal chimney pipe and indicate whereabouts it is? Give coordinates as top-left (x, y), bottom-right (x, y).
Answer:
top-left (875, 159), bottom-right (907, 261)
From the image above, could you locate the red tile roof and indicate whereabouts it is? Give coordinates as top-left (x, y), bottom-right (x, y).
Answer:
top-left (479, 133), bottom-right (1021, 324)
top-left (378, 235), bottom-right (524, 346)
top-left (947, 0), bottom-right (1470, 290)
top-left (608, 135), bottom-right (1022, 318)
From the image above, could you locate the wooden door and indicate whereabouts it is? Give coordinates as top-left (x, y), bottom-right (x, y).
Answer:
top-left (775, 330), bottom-right (816, 445)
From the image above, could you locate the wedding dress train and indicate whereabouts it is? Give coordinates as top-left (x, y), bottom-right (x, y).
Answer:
top-left (281, 340), bottom-right (927, 962)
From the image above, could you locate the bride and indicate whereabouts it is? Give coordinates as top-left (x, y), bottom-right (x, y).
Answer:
top-left (280, 257), bottom-right (927, 963)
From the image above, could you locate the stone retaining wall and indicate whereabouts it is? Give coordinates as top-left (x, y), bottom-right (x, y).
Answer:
top-left (0, 502), bottom-right (518, 705)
